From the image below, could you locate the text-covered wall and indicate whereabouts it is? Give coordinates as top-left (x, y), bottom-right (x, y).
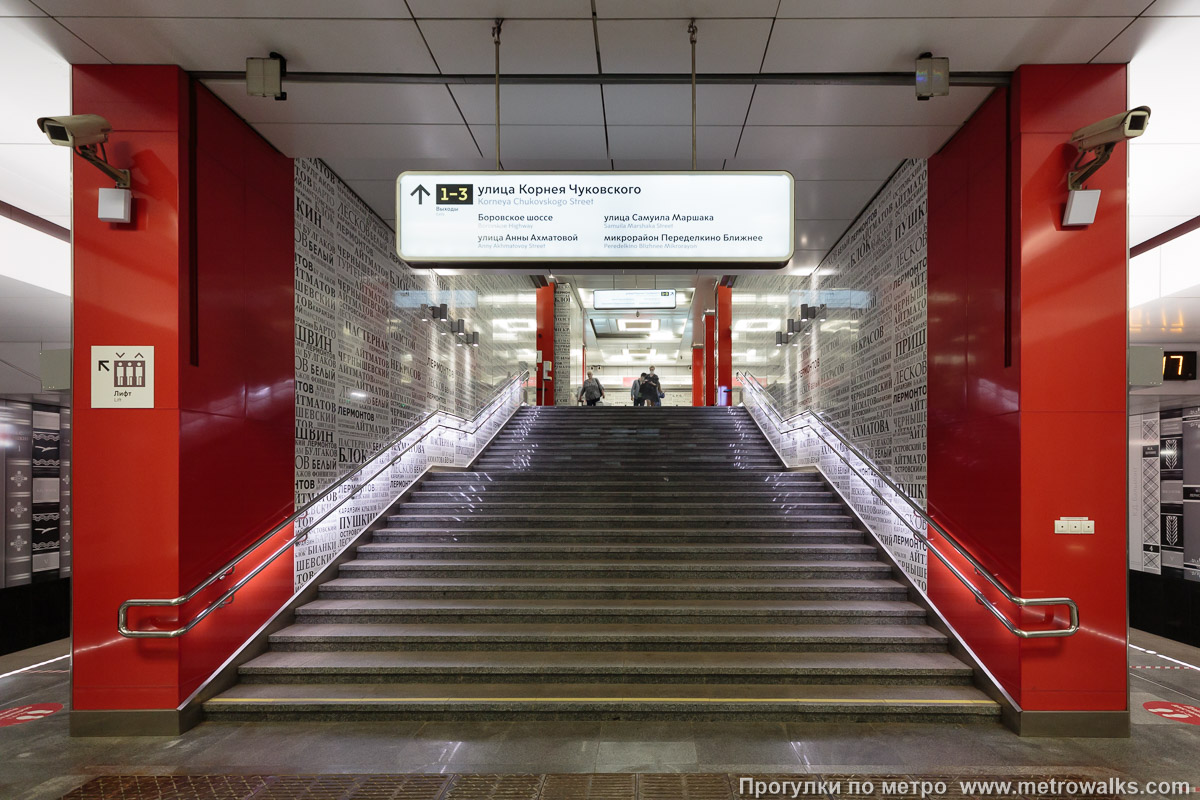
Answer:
top-left (736, 159), bottom-right (928, 586)
top-left (1, 401), bottom-right (71, 587)
top-left (1130, 405), bottom-right (1200, 580)
top-left (293, 159), bottom-right (535, 588)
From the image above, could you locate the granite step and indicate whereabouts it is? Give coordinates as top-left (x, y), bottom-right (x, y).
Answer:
top-left (370, 528), bottom-right (866, 545)
top-left (236, 649), bottom-right (972, 685)
top-left (267, 622), bottom-right (949, 653)
top-left (203, 681), bottom-right (999, 723)
top-left (316, 576), bottom-right (908, 601)
top-left (419, 471), bottom-right (821, 483)
top-left (383, 513), bottom-right (858, 529)
top-left (406, 489), bottom-right (836, 502)
top-left (389, 501), bottom-right (846, 516)
top-left (353, 542), bottom-right (875, 562)
top-left (337, 558), bottom-right (892, 580)
top-left (292, 597), bottom-right (926, 626)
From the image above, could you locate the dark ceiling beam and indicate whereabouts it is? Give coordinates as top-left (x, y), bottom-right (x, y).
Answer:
top-left (0, 199), bottom-right (69, 243)
top-left (192, 70), bottom-right (1010, 87)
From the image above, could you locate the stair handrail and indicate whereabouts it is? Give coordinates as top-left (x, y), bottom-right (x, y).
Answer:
top-left (118, 371), bottom-right (529, 639)
top-left (736, 371), bottom-right (1079, 639)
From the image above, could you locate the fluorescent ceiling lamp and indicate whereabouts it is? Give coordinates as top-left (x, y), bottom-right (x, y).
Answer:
top-left (616, 318), bottom-right (660, 332)
top-left (0, 215), bottom-right (69, 295)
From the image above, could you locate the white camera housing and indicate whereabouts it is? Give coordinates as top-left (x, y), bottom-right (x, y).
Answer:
top-left (1070, 106), bottom-right (1151, 152)
top-left (36, 114), bottom-right (113, 148)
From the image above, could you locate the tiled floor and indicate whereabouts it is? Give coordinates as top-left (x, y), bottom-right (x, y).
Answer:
top-left (1, 631), bottom-right (1198, 800)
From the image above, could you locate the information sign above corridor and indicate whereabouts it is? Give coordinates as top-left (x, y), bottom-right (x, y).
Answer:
top-left (396, 171), bottom-right (794, 265)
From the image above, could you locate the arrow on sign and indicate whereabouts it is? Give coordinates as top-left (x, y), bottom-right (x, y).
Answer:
top-left (98, 361), bottom-right (110, 372)
top-left (410, 184), bottom-right (430, 205)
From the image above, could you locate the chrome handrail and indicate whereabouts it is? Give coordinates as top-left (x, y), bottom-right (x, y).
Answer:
top-left (737, 371), bottom-right (1079, 639)
top-left (118, 371), bottom-right (529, 639)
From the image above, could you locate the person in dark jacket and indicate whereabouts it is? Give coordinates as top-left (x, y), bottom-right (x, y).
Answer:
top-left (639, 372), bottom-right (659, 407)
top-left (632, 374), bottom-right (645, 407)
top-left (645, 365), bottom-right (662, 406)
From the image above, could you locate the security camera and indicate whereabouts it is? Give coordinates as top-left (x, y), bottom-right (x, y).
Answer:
top-left (1070, 106), bottom-right (1150, 152)
top-left (1068, 106), bottom-right (1150, 191)
top-left (37, 114), bottom-right (112, 148)
top-left (37, 113), bottom-right (130, 191)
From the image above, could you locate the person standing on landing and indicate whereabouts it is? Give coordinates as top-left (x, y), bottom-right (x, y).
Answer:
top-left (578, 371), bottom-right (605, 406)
top-left (645, 365), bottom-right (663, 407)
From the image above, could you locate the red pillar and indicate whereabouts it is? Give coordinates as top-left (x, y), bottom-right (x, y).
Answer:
top-left (927, 65), bottom-right (1128, 723)
top-left (703, 312), bottom-right (716, 406)
top-left (71, 66), bottom-right (295, 732)
top-left (691, 346), bottom-right (704, 406)
top-left (535, 285), bottom-right (555, 405)
top-left (716, 285), bottom-right (733, 405)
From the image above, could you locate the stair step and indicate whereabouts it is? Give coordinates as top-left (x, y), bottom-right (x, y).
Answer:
top-left (390, 502), bottom-right (845, 515)
top-left (338, 559), bottom-right (891, 580)
top-left (293, 597), bottom-right (925, 625)
top-left (267, 622), bottom-right (949, 652)
top-left (318, 576), bottom-right (908, 601)
top-left (384, 515), bottom-right (858, 529)
top-left (408, 490), bottom-right (834, 501)
top-left (204, 681), bottom-right (997, 722)
top-left (354, 543), bottom-right (875, 561)
top-left (371, 528), bottom-right (865, 544)
top-left (420, 472), bottom-right (819, 483)
top-left (237, 649), bottom-right (972, 685)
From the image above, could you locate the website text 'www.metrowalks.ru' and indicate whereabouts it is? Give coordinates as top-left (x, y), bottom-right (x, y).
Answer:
top-left (738, 776), bottom-right (1195, 798)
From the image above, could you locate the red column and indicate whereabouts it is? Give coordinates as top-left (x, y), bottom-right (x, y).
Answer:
top-left (71, 66), bottom-right (295, 731)
top-left (703, 312), bottom-right (716, 406)
top-left (691, 346), bottom-right (704, 406)
top-left (535, 285), bottom-right (555, 405)
top-left (716, 285), bottom-right (733, 405)
top-left (927, 65), bottom-right (1128, 721)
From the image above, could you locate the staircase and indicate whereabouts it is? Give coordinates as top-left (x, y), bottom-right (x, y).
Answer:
top-left (206, 406), bottom-right (999, 722)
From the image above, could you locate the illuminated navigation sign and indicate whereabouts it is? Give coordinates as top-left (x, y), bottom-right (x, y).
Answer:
top-left (396, 171), bottom-right (793, 265)
top-left (593, 289), bottom-right (677, 310)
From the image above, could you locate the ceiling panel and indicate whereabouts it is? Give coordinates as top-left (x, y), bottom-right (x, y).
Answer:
top-left (1130, 144), bottom-right (1200, 218)
top-left (325, 157), bottom-right (495, 180)
top-left (727, 156), bottom-right (901, 181)
top-left (1145, 0), bottom-right (1200, 14)
top-left (794, 219), bottom-right (853, 251)
top-left (611, 159), bottom-right (725, 170)
top-left (409, 0), bottom-right (591, 17)
top-left (598, 19), bottom-right (772, 73)
top-left (252, 123), bottom-right (481, 160)
top-left (205, 81), bottom-right (465, 125)
top-left (0, 0), bottom-right (42, 14)
top-left (499, 159), bottom-right (615, 171)
top-left (607, 125), bottom-right (742, 160)
top-left (420, 19), bottom-right (597, 73)
top-left (344, 180), bottom-right (395, 222)
top-left (778, 0), bottom-right (1150, 16)
top-left (57, 17), bottom-right (436, 71)
top-left (0, 15), bottom-right (106, 62)
top-left (748, 85), bottom-right (993, 127)
top-left (762, 17), bottom-right (1130, 72)
top-left (737, 125), bottom-right (959, 161)
top-left (604, 85), bottom-right (754, 126)
top-left (470, 125), bottom-right (609, 160)
top-left (0, 145), bottom-right (71, 224)
top-left (451, 84), bottom-right (605, 125)
top-left (792, 181), bottom-right (882, 220)
top-left (785, 250), bottom-right (828, 270)
top-left (596, 0), bottom-right (779, 17)
top-left (37, 0), bottom-right (413, 15)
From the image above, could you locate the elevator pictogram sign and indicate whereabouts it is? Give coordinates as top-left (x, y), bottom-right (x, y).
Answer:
top-left (91, 346), bottom-right (154, 408)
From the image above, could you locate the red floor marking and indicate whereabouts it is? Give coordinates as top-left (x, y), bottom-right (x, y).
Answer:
top-left (1144, 701), bottom-right (1200, 725)
top-left (0, 703), bottom-right (63, 727)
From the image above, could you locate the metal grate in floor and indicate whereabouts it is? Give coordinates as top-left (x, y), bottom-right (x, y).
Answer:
top-left (59, 774), bottom-right (1130, 800)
